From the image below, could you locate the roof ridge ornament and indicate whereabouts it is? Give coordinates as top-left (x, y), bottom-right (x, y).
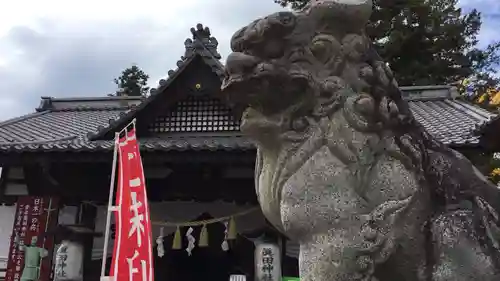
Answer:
top-left (149, 23), bottom-right (224, 96)
top-left (184, 23), bottom-right (221, 60)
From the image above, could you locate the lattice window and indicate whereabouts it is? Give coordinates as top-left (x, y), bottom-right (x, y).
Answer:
top-left (149, 95), bottom-right (240, 133)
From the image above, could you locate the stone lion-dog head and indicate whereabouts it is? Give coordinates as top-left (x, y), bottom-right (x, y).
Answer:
top-left (219, 0), bottom-right (420, 171)
top-left (220, 0), bottom-right (424, 230)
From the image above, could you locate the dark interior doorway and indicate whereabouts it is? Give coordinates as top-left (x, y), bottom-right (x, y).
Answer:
top-left (89, 214), bottom-right (260, 281)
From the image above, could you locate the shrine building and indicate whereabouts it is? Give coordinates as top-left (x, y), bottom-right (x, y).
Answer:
top-left (0, 23), bottom-right (499, 281)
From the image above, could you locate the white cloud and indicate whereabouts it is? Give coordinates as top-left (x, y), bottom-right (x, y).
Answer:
top-left (0, 0), bottom-right (283, 120)
top-left (0, 0), bottom-right (497, 121)
top-left (0, 0), bottom-right (197, 34)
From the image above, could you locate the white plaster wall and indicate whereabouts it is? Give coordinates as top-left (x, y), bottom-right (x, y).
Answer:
top-left (92, 206), bottom-right (114, 260)
top-left (0, 205), bottom-right (16, 261)
top-left (0, 205), bottom-right (15, 275)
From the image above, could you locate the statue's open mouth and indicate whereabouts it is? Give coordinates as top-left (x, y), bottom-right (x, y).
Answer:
top-left (222, 59), bottom-right (310, 115)
top-left (222, 61), bottom-right (289, 112)
top-left (222, 61), bottom-right (275, 95)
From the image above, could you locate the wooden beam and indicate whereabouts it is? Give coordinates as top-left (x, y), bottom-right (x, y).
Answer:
top-left (0, 150), bottom-right (257, 165)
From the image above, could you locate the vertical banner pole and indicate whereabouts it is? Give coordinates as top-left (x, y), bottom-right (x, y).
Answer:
top-left (100, 132), bottom-right (120, 278)
top-left (110, 120), bottom-right (154, 281)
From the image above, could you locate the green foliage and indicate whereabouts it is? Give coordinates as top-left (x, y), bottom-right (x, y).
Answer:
top-left (489, 155), bottom-right (500, 185)
top-left (114, 65), bottom-right (150, 97)
top-left (274, 0), bottom-right (308, 10)
top-left (274, 0), bottom-right (500, 94)
top-left (463, 42), bottom-right (500, 101)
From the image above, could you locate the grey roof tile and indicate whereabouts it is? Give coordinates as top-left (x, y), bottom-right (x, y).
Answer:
top-left (0, 135), bottom-right (253, 152)
top-left (409, 99), bottom-right (496, 146)
top-left (0, 109), bottom-right (126, 144)
top-left (0, 95), bottom-right (495, 153)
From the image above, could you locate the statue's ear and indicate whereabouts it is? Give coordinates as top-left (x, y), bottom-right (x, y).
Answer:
top-left (308, 0), bottom-right (373, 32)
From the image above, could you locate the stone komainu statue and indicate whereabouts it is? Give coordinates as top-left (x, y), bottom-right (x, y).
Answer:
top-left (221, 0), bottom-right (500, 280)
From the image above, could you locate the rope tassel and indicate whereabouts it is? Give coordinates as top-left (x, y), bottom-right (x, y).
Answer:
top-left (172, 226), bottom-right (182, 250)
top-left (227, 217), bottom-right (237, 240)
top-left (199, 224), bottom-right (209, 247)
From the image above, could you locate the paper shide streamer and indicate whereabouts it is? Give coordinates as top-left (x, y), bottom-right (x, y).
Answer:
top-left (186, 227), bottom-right (196, 256)
top-left (156, 227), bottom-right (165, 258)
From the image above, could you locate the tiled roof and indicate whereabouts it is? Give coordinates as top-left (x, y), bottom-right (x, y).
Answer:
top-left (0, 108), bottom-right (126, 144)
top-left (0, 86), bottom-right (496, 153)
top-left (409, 99), bottom-right (495, 146)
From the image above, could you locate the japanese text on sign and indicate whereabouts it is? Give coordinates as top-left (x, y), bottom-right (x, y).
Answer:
top-left (129, 177), bottom-right (145, 247)
top-left (261, 248), bottom-right (274, 281)
top-left (255, 243), bottom-right (281, 281)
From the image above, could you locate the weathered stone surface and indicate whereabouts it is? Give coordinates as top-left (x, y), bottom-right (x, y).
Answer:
top-left (221, 0), bottom-right (500, 280)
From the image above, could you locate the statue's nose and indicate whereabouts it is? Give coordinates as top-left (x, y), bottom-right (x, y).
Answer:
top-left (225, 52), bottom-right (260, 76)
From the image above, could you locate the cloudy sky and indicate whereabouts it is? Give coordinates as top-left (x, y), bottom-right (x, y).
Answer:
top-left (0, 0), bottom-right (498, 121)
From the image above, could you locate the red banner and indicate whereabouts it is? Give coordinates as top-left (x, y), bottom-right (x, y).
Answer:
top-left (110, 128), bottom-right (154, 281)
top-left (6, 196), bottom-right (59, 281)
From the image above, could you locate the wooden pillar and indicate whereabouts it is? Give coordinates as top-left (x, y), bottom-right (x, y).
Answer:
top-left (77, 203), bottom-right (98, 281)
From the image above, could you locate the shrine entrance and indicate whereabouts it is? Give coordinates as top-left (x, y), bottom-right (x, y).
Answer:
top-left (155, 213), bottom-right (255, 281)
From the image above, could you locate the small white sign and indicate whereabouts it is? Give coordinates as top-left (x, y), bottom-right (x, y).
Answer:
top-left (54, 241), bottom-right (84, 281)
top-left (254, 243), bottom-right (281, 281)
